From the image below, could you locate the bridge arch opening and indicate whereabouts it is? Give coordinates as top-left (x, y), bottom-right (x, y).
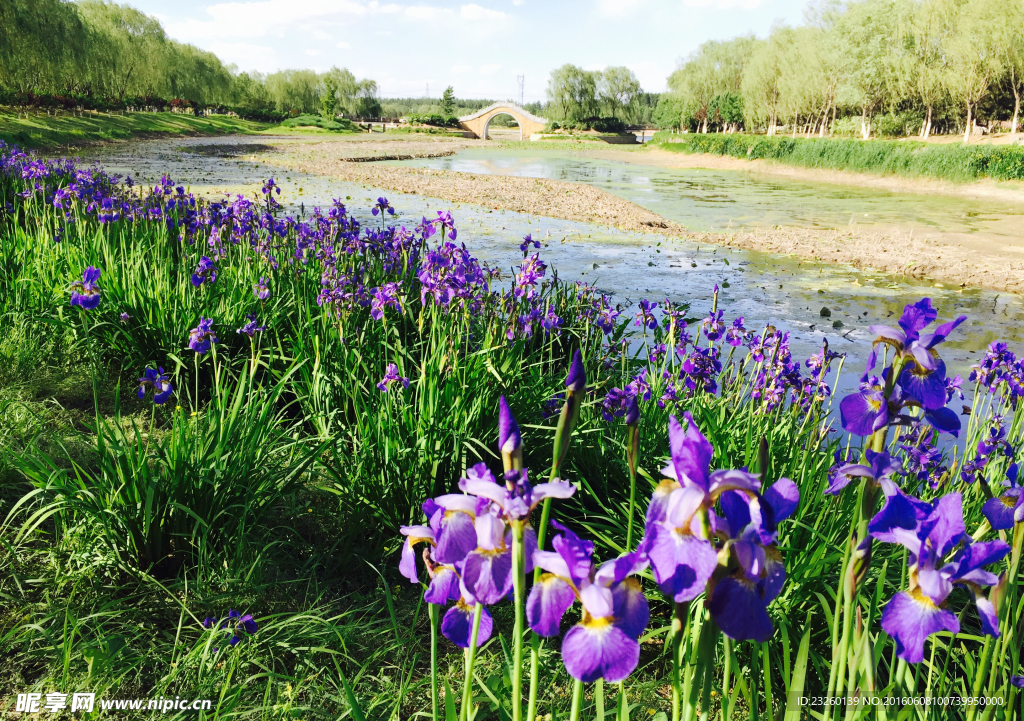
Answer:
top-left (483, 112), bottom-right (522, 140)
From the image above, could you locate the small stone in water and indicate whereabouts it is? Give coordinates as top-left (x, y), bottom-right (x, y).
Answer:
top-left (833, 320), bottom-right (843, 328)
top-left (820, 307), bottom-right (831, 317)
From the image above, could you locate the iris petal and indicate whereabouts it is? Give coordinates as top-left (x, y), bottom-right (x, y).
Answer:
top-left (526, 575), bottom-right (576, 636)
top-left (561, 622), bottom-right (640, 683)
top-left (983, 496), bottom-right (1017, 531)
top-left (668, 412), bottom-right (713, 491)
top-left (435, 511), bottom-right (476, 564)
top-left (461, 549), bottom-right (513, 605)
top-left (881, 590), bottom-right (959, 664)
top-left (441, 603), bottom-right (494, 648)
top-left (707, 576), bottom-right (773, 643)
top-left (644, 526), bottom-right (717, 603)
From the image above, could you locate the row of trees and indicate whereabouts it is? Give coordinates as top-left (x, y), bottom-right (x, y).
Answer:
top-left (545, 65), bottom-right (660, 125)
top-left (656, 0), bottom-right (1024, 140)
top-left (0, 0), bottom-right (381, 117)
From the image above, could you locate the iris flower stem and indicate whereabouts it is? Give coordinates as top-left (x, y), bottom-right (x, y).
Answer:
top-left (459, 604), bottom-right (484, 721)
top-left (429, 603), bottom-right (439, 721)
top-left (720, 636), bottom-right (731, 721)
top-left (617, 682), bottom-right (627, 721)
top-left (625, 423), bottom-right (639, 551)
top-left (511, 524), bottom-right (525, 721)
top-left (527, 634), bottom-right (542, 721)
top-left (568, 679), bottom-right (583, 721)
top-left (671, 601), bottom-right (688, 721)
top-left (595, 679), bottom-right (605, 721)
top-left (966, 637), bottom-right (992, 721)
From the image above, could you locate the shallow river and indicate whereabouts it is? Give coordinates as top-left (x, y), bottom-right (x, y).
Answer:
top-left (79, 135), bottom-right (1024, 393)
top-left (395, 147), bottom-right (1024, 240)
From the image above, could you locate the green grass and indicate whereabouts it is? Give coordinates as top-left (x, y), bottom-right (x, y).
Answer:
top-left (0, 110), bottom-right (271, 150)
top-left (652, 132), bottom-right (1024, 184)
top-left (278, 114), bottom-right (362, 133)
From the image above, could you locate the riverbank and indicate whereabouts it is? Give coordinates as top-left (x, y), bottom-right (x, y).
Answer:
top-left (0, 111), bottom-right (269, 150)
top-left (263, 136), bottom-right (1024, 293)
top-left (649, 133), bottom-right (1024, 186)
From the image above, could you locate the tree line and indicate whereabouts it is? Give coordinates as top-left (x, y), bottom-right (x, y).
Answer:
top-left (0, 0), bottom-right (380, 118)
top-left (654, 0), bottom-right (1024, 141)
top-left (544, 65), bottom-right (660, 126)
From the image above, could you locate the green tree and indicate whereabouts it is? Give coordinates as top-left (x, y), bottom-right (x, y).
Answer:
top-left (741, 34), bottom-right (782, 134)
top-left (321, 74), bottom-right (338, 120)
top-left (441, 85), bottom-right (455, 116)
top-left (546, 64), bottom-right (599, 121)
top-left (834, 0), bottom-right (901, 139)
top-left (943, 0), bottom-right (1006, 141)
top-left (598, 66), bottom-right (640, 119)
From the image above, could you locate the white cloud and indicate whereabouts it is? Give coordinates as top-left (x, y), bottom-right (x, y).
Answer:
top-left (452, 64), bottom-right (473, 73)
top-left (404, 5), bottom-right (451, 20)
top-left (595, 0), bottom-right (645, 16)
top-left (479, 63), bottom-right (502, 74)
top-left (336, 41), bottom-right (351, 49)
top-left (461, 3), bottom-right (506, 20)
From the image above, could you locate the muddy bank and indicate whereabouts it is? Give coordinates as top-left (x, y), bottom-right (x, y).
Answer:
top-left (265, 137), bottom-right (1024, 293)
top-left (269, 139), bottom-right (686, 235)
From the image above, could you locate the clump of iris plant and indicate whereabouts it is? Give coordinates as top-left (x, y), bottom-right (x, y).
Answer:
top-left (69, 266), bottom-right (101, 310)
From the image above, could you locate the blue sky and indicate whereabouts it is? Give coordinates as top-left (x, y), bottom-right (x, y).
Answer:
top-left (129, 0), bottom-right (809, 101)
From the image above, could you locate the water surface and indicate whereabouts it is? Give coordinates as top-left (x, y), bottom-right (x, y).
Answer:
top-left (395, 148), bottom-right (1024, 241)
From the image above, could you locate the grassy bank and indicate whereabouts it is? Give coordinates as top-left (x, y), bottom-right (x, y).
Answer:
top-left (0, 111), bottom-right (269, 150)
top-left (652, 131), bottom-right (1024, 183)
top-left (2, 142), bottom-right (1024, 720)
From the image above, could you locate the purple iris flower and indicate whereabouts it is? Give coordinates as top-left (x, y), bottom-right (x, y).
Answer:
top-left (372, 197), bottom-right (396, 216)
top-left (377, 363), bottom-right (410, 392)
top-left (870, 491), bottom-right (1009, 663)
top-left (983, 464), bottom-right (1024, 530)
top-left (459, 462), bottom-right (574, 524)
top-left (254, 277), bottom-right (270, 301)
top-left (565, 350), bottom-right (586, 394)
top-left (188, 318), bottom-right (217, 355)
top-left (207, 609), bottom-right (258, 652)
top-left (527, 523), bottom-right (649, 682)
top-left (825, 449), bottom-right (903, 496)
top-left (701, 309), bottom-right (725, 341)
top-left (138, 366), bottom-right (174, 405)
top-left (370, 282), bottom-right (404, 320)
top-left (69, 266), bottom-right (102, 310)
top-left (236, 313), bottom-right (266, 338)
top-left (641, 413), bottom-right (761, 603)
top-left (191, 256), bottom-right (218, 287)
top-left (635, 299), bottom-right (657, 330)
top-left (120, 312), bottom-right (130, 323)
top-left (706, 478), bottom-right (799, 642)
top-left (725, 317), bottom-right (747, 346)
top-left (839, 386), bottom-right (889, 437)
top-left (519, 234), bottom-right (540, 253)
top-left (869, 298), bottom-right (965, 373)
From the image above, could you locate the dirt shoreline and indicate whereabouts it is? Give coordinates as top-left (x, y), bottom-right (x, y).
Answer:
top-left (264, 137), bottom-right (1024, 294)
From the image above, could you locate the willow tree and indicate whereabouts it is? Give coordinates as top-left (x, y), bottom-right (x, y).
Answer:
top-left (0, 0), bottom-right (87, 94)
top-left (546, 64), bottom-right (599, 121)
top-left (834, 0), bottom-right (902, 139)
top-left (943, 0), bottom-right (1006, 141)
top-left (599, 67), bottom-right (641, 120)
top-left (741, 34), bottom-right (782, 134)
top-left (669, 36), bottom-right (756, 133)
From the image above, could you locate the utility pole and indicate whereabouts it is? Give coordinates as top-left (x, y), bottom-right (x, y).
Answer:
top-left (517, 75), bottom-right (524, 106)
